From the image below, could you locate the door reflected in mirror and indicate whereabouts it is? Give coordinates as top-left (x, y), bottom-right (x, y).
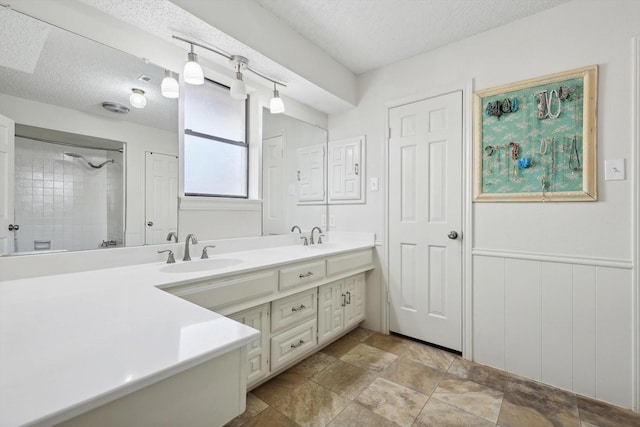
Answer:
top-left (262, 109), bottom-right (328, 235)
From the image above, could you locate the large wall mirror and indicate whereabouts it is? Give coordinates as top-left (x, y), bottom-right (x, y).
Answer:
top-left (0, 7), bottom-right (178, 255)
top-left (262, 109), bottom-right (328, 235)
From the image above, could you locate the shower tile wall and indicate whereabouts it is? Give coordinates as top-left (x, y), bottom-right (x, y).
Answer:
top-left (14, 137), bottom-right (123, 253)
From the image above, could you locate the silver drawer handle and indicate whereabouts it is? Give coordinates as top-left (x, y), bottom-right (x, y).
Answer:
top-left (342, 293), bottom-right (346, 307)
top-left (346, 291), bottom-right (351, 304)
top-left (299, 271), bottom-right (314, 278)
top-left (291, 304), bottom-right (306, 312)
top-left (290, 339), bottom-right (305, 349)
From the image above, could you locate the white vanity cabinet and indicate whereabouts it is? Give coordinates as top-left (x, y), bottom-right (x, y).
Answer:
top-left (318, 273), bottom-right (365, 345)
top-left (229, 304), bottom-right (270, 387)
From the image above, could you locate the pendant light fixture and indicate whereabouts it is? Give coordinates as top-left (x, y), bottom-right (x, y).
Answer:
top-left (183, 44), bottom-right (204, 85)
top-left (229, 55), bottom-right (248, 101)
top-left (129, 88), bottom-right (147, 109)
top-left (161, 70), bottom-right (179, 98)
top-left (269, 82), bottom-right (285, 114)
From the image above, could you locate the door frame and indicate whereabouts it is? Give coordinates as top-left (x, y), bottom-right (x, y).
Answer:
top-left (631, 35), bottom-right (640, 412)
top-left (383, 79), bottom-right (474, 359)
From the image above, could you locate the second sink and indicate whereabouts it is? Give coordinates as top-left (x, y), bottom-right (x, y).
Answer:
top-left (161, 258), bottom-right (243, 273)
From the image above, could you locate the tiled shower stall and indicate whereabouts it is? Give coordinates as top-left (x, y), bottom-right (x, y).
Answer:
top-left (13, 136), bottom-right (124, 253)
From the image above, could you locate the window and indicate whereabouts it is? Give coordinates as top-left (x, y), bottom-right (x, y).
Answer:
top-left (183, 79), bottom-right (248, 197)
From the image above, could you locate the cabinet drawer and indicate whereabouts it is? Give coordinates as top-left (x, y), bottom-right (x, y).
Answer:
top-left (270, 319), bottom-right (317, 371)
top-left (271, 289), bottom-right (317, 333)
top-left (279, 260), bottom-right (325, 291)
top-left (168, 269), bottom-right (277, 310)
top-left (326, 249), bottom-right (373, 277)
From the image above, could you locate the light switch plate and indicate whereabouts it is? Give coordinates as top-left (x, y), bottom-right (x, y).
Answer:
top-left (370, 177), bottom-right (379, 192)
top-left (605, 159), bottom-right (625, 181)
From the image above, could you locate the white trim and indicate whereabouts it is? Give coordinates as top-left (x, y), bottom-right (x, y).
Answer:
top-left (472, 248), bottom-right (633, 269)
top-left (383, 79), bottom-right (474, 357)
top-left (631, 35), bottom-right (640, 412)
top-left (179, 197), bottom-right (262, 211)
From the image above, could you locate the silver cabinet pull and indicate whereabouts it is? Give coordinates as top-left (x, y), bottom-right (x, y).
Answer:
top-left (290, 339), bottom-right (305, 349)
top-left (8, 224), bottom-right (19, 231)
top-left (346, 291), bottom-right (351, 304)
top-left (297, 171), bottom-right (301, 181)
top-left (342, 293), bottom-right (346, 307)
top-left (291, 304), bottom-right (306, 312)
top-left (354, 163), bottom-right (359, 175)
top-left (299, 271), bottom-right (314, 278)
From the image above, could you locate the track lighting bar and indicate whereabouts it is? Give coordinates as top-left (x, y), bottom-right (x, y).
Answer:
top-left (172, 35), bottom-right (287, 88)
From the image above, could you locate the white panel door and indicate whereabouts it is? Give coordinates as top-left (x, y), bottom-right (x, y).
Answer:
top-left (262, 134), bottom-right (285, 235)
top-left (145, 152), bottom-right (178, 245)
top-left (296, 144), bottom-right (325, 203)
top-left (328, 136), bottom-right (364, 203)
top-left (0, 114), bottom-right (15, 255)
top-left (389, 91), bottom-right (462, 351)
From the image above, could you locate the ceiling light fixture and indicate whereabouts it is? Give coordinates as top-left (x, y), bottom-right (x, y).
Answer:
top-left (161, 70), bottom-right (179, 98)
top-left (183, 44), bottom-right (204, 85)
top-left (129, 88), bottom-right (147, 109)
top-left (269, 82), bottom-right (285, 114)
top-left (173, 35), bottom-right (286, 108)
top-left (229, 55), bottom-right (248, 101)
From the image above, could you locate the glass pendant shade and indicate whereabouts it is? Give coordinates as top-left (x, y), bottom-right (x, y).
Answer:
top-left (230, 72), bottom-right (247, 100)
top-left (129, 89), bottom-right (146, 109)
top-left (161, 71), bottom-right (179, 98)
top-left (269, 89), bottom-right (285, 114)
top-left (184, 52), bottom-right (204, 85)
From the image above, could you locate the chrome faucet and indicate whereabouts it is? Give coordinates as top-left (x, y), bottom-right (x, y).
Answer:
top-left (183, 234), bottom-right (198, 261)
top-left (291, 225), bottom-right (302, 233)
top-left (166, 231), bottom-right (178, 243)
top-left (310, 226), bottom-right (323, 245)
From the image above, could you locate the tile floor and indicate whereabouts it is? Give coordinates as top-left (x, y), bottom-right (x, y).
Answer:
top-left (226, 328), bottom-right (640, 427)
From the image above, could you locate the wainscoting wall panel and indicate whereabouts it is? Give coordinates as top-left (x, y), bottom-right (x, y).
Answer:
top-left (473, 252), bottom-right (633, 408)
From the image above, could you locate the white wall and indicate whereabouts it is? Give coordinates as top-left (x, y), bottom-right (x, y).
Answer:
top-left (328, 0), bottom-right (640, 409)
top-left (0, 94), bottom-right (178, 247)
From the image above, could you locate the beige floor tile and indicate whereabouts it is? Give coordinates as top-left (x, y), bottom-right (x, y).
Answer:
top-left (327, 402), bottom-right (398, 427)
top-left (356, 377), bottom-right (429, 427)
top-left (432, 375), bottom-right (503, 423)
top-left (224, 393), bottom-right (269, 427)
top-left (251, 371), bottom-right (308, 406)
top-left (448, 358), bottom-right (510, 392)
top-left (340, 343), bottom-right (398, 372)
top-left (414, 397), bottom-right (496, 427)
top-left (581, 422), bottom-right (599, 427)
top-left (240, 407), bottom-right (299, 427)
top-left (363, 332), bottom-right (413, 355)
top-left (400, 342), bottom-right (456, 371)
top-left (289, 352), bottom-right (337, 378)
top-left (312, 359), bottom-right (379, 400)
top-left (271, 381), bottom-right (350, 427)
top-left (380, 357), bottom-right (444, 395)
top-left (321, 335), bottom-right (361, 358)
top-left (342, 326), bottom-right (374, 343)
top-left (577, 395), bottom-right (640, 427)
top-left (498, 376), bottom-right (579, 427)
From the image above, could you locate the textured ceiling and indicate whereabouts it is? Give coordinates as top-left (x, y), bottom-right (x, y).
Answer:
top-left (0, 6), bottom-right (178, 132)
top-left (253, 0), bottom-right (571, 74)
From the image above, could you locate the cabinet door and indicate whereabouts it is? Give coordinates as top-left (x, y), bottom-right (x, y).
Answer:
top-left (344, 274), bottom-right (366, 329)
top-left (229, 304), bottom-right (270, 386)
top-left (318, 281), bottom-right (345, 345)
top-left (328, 136), bottom-right (365, 203)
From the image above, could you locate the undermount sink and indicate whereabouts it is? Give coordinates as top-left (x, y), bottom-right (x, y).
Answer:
top-left (160, 258), bottom-right (243, 273)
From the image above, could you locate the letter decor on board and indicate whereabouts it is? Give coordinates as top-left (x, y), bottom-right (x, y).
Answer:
top-left (473, 65), bottom-right (598, 202)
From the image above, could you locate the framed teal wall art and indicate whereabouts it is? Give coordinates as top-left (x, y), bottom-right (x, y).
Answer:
top-left (473, 65), bottom-right (598, 202)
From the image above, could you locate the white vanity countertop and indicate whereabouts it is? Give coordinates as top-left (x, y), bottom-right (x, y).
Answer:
top-left (0, 236), bottom-right (374, 427)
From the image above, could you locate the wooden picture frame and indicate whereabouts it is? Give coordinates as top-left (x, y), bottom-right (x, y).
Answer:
top-left (473, 65), bottom-right (598, 202)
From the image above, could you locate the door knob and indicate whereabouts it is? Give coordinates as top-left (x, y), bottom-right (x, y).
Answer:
top-left (147, 221), bottom-right (154, 227)
top-left (447, 230), bottom-right (459, 240)
top-left (8, 224), bottom-right (19, 231)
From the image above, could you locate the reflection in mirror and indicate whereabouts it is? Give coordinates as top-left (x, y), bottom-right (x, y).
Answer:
top-left (262, 109), bottom-right (328, 235)
top-left (0, 7), bottom-right (178, 255)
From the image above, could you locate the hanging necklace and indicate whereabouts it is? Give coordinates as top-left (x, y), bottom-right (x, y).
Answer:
top-left (569, 135), bottom-right (580, 173)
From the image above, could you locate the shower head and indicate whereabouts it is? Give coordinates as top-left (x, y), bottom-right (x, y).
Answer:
top-left (65, 152), bottom-right (114, 169)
